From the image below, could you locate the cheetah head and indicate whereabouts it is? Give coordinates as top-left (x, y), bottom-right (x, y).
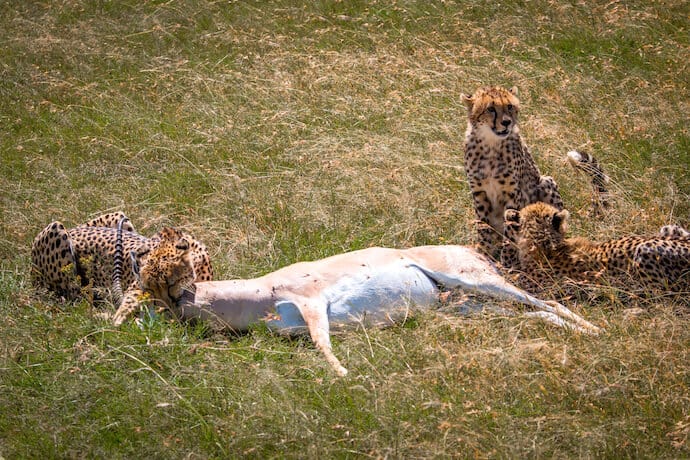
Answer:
top-left (514, 203), bottom-right (569, 258)
top-left (133, 227), bottom-right (196, 310)
top-left (462, 85), bottom-right (520, 139)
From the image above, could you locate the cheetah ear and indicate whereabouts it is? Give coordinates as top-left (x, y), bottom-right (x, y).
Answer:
top-left (552, 210), bottom-right (569, 233)
top-left (509, 86), bottom-right (518, 96)
top-left (461, 93), bottom-right (474, 110)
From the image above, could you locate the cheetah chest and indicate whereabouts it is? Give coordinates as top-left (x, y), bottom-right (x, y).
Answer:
top-left (466, 146), bottom-right (521, 204)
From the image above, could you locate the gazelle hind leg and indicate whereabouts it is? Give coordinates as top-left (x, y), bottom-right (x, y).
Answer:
top-left (521, 311), bottom-right (591, 332)
top-left (475, 274), bottom-right (602, 334)
top-left (414, 257), bottom-right (601, 335)
top-left (489, 304), bottom-right (594, 333)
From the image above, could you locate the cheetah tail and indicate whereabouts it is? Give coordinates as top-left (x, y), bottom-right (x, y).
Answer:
top-left (112, 215), bottom-right (130, 306)
top-left (567, 150), bottom-right (611, 212)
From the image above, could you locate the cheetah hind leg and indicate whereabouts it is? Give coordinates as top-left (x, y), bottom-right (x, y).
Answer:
top-left (30, 221), bottom-right (81, 301)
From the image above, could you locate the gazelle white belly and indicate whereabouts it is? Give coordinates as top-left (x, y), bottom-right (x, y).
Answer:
top-left (265, 259), bottom-right (439, 332)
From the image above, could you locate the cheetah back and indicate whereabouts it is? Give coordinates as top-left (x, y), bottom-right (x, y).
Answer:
top-left (78, 211), bottom-right (136, 232)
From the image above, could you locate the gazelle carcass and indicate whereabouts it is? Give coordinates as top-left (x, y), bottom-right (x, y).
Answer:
top-left (177, 245), bottom-right (601, 376)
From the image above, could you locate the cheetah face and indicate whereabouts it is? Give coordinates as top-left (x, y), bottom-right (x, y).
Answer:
top-left (134, 227), bottom-right (196, 309)
top-left (463, 86), bottom-right (520, 138)
top-left (517, 202), bottom-right (569, 255)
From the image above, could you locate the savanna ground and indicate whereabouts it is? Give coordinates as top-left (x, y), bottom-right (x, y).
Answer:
top-left (1, 0), bottom-right (688, 457)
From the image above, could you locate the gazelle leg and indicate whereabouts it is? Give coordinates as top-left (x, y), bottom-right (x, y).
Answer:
top-left (413, 257), bottom-right (601, 334)
top-left (469, 272), bottom-right (602, 334)
top-left (485, 304), bottom-right (593, 333)
top-left (293, 299), bottom-right (348, 377)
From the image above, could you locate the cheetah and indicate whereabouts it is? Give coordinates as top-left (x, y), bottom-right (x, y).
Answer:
top-left (462, 85), bottom-right (564, 263)
top-left (503, 202), bottom-right (690, 296)
top-left (112, 226), bottom-right (202, 326)
top-left (30, 212), bottom-right (213, 324)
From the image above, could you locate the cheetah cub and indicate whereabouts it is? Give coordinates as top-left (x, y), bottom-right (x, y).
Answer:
top-left (462, 85), bottom-right (563, 262)
top-left (505, 202), bottom-right (690, 296)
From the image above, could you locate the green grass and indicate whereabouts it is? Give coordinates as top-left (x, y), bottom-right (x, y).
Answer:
top-left (1, 0), bottom-right (688, 457)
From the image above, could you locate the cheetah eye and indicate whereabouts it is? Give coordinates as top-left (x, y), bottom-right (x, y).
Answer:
top-left (487, 106), bottom-right (496, 114)
top-left (507, 104), bottom-right (513, 111)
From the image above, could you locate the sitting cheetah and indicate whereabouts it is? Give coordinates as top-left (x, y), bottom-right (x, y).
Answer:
top-left (462, 85), bottom-right (564, 262)
top-left (503, 202), bottom-right (690, 295)
top-left (31, 212), bottom-right (213, 324)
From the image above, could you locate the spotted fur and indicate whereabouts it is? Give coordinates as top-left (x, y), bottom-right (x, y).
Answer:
top-left (659, 224), bottom-right (690, 240)
top-left (112, 227), bottom-right (201, 325)
top-left (31, 212), bottom-right (139, 301)
top-left (506, 202), bottom-right (690, 295)
top-left (77, 212), bottom-right (137, 232)
top-left (461, 86), bottom-right (563, 263)
top-left (31, 212), bottom-right (213, 324)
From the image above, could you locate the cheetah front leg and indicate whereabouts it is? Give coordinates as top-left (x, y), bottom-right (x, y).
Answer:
top-left (471, 190), bottom-right (503, 259)
top-left (500, 209), bottom-right (521, 271)
top-left (498, 209), bottom-right (550, 294)
top-left (112, 288), bottom-right (149, 326)
top-left (534, 176), bottom-right (564, 211)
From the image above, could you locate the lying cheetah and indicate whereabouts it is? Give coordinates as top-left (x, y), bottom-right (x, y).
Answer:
top-left (462, 86), bottom-right (564, 262)
top-left (31, 212), bottom-right (213, 323)
top-left (504, 202), bottom-right (690, 295)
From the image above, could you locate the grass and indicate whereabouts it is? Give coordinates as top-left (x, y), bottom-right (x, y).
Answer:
top-left (1, 0), bottom-right (688, 457)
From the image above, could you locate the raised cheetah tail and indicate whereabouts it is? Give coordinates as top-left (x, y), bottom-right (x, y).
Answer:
top-left (112, 215), bottom-right (130, 306)
top-left (567, 150), bottom-right (610, 211)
